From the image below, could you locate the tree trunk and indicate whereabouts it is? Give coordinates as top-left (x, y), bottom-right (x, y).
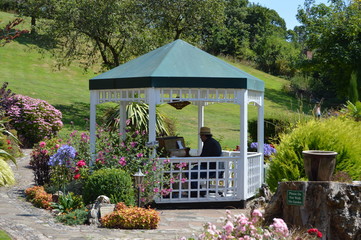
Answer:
top-left (264, 181), bottom-right (361, 240)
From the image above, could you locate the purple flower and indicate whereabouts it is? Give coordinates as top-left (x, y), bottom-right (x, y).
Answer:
top-left (48, 145), bottom-right (76, 167)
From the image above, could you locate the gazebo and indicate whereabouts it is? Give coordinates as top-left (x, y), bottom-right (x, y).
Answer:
top-left (89, 39), bottom-right (264, 207)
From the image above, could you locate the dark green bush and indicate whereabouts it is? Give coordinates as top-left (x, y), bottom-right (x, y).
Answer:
top-left (267, 118), bottom-right (361, 191)
top-left (55, 208), bottom-right (88, 225)
top-left (248, 118), bottom-right (290, 144)
top-left (82, 168), bottom-right (135, 205)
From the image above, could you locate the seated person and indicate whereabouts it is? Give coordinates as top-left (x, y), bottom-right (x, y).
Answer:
top-left (198, 127), bottom-right (222, 178)
top-left (189, 127), bottom-right (223, 195)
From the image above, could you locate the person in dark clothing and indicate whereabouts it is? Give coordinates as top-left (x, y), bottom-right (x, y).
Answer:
top-left (200, 127), bottom-right (222, 157)
top-left (190, 127), bottom-right (223, 196)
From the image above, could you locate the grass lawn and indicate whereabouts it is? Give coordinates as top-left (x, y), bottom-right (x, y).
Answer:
top-left (0, 230), bottom-right (11, 240)
top-left (0, 11), bottom-right (311, 149)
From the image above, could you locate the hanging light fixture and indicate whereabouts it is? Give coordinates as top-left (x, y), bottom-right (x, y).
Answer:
top-left (167, 97), bottom-right (191, 110)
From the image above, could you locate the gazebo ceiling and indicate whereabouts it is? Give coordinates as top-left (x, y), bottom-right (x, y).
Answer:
top-left (89, 39), bottom-right (264, 92)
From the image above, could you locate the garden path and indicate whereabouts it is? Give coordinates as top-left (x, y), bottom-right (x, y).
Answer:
top-left (0, 149), bottom-right (249, 240)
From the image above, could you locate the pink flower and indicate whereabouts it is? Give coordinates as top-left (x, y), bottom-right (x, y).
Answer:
top-left (130, 141), bottom-right (138, 148)
top-left (223, 221), bottom-right (234, 234)
top-left (251, 209), bottom-right (262, 218)
top-left (39, 141), bottom-right (46, 148)
top-left (163, 159), bottom-right (170, 164)
top-left (153, 188), bottom-right (159, 193)
top-left (55, 144), bottom-right (60, 149)
top-left (76, 160), bottom-right (86, 167)
top-left (181, 178), bottom-right (187, 183)
top-left (74, 174), bottom-right (81, 180)
top-left (118, 157), bottom-right (126, 166)
top-left (136, 153), bottom-right (144, 158)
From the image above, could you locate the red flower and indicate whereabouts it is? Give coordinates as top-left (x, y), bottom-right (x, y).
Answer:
top-left (76, 160), bottom-right (86, 167)
top-left (308, 228), bottom-right (322, 238)
top-left (73, 174), bottom-right (81, 180)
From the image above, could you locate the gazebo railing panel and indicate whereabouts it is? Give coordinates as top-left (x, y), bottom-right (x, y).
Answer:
top-left (155, 153), bottom-right (263, 203)
top-left (93, 88), bottom-right (262, 106)
top-left (247, 153), bottom-right (263, 198)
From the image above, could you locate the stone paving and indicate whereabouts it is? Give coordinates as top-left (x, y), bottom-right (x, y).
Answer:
top-left (0, 150), bottom-right (249, 240)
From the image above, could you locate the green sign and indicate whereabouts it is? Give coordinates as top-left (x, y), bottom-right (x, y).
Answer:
top-left (287, 190), bottom-right (304, 206)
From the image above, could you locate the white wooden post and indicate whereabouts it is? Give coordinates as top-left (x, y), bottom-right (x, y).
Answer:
top-left (197, 102), bottom-right (204, 155)
top-left (147, 88), bottom-right (157, 158)
top-left (119, 101), bottom-right (127, 140)
top-left (238, 89), bottom-right (248, 201)
top-left (89, 90), bottom-right (98, 166)
top-left (257, 93), bottom-right (265, 183)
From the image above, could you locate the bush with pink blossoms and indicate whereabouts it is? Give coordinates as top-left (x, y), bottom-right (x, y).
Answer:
top-left (7, 95), bottom-right (63, 147)
top-left (184, 209), bottom-right (289, 240)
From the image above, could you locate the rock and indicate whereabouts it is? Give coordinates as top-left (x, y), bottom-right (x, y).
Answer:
top-left (264, 181), bottom-right (361, 240)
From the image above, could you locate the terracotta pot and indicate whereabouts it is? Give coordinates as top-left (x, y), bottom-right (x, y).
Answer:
top-left (302, 150), bottom-right (337, 181)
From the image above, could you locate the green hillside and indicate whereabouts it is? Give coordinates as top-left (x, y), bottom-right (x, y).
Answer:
top-left (0, 11), bottom-right (307, 149)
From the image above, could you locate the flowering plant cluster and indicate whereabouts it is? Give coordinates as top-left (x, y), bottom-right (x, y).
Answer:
top-left (24, 186), bottom-right (53, 210)
top-left (182, 209), bottom-right (289, 240)
top-left (48, 144), bottom-right (90, 189)
top-left (7, 95), bottom-right (63, 147)
top-left (250, 142), bottom-right (277, 161)
top-left (307, 228), bottom-right (323, 239)
top-left (100, 202), bottom-right (160, 229)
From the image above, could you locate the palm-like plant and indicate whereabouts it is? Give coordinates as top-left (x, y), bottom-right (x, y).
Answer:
top-left (343, 100), bottom-right (361, 121)
top-left (102, 103), bottom-right (172, 136)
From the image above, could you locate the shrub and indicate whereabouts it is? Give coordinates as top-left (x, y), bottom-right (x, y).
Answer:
top-left (248, 118), bottom-right (290, 144)
top-left (51, 192), bottom-right (84, 214)
top-left (0, 82), bottom-right (18, 118)
top-left (55, 208), bottom-right (88, 225)
top-left (0, 157), bottom-right (15, 186)
top-left (6, 95), bottom-right (63, 147)
top-left (181, 209), bottom-right (289, 239)
top-left (25, 186), bottom-right (52, 210)
top-left (267, 118), bottom-right (361, 191)
top-left (82, 168), bottom-right (135, 205)
top-left (100, 204), bottom-right (160, 229)
top-left (30, 149), bottom-right (51, 186)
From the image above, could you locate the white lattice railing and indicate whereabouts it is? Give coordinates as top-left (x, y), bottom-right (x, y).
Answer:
top-left (155, 152), bottom-right (263, 203)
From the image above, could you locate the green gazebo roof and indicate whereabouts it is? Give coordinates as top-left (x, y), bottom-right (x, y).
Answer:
top-left (89, 39), bottom-right (264, 92)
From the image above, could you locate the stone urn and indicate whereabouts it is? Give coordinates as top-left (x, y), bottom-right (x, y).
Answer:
top-left (302, 150), bottom-right (337, 181)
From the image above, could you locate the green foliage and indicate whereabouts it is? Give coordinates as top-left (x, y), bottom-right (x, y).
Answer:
top-left (342, 100), bottom-right (361, 121)
top-left (0, 157), bottom-right (15, 186)
top-left (267, 118), bottom-right (361, 191)
top-left (248, 118), bottom-right (290, 144)
top-left (102, 102), bottom-right (172, 136)
top-left (51, 192), bottom-right (84, 214)
top-left (55, 208), bottom-right (88, 225)
top-left (100, 203), bottom-right (160, 229)
top-left (296, 0), bottom-right (361, 100)
top-left (82, 168), bottom-right (135, 205)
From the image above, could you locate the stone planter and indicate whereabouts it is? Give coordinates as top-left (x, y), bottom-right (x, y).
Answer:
top-left (302, 150), bottom-right (337, 181)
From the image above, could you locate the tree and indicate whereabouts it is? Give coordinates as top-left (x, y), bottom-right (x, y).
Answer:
top-left (143, 0), bottom-right (226, 45)
top-left (17, 0), bottom-right (54, 34)
top-left (0, 18), bottom-right (29, 45)
top-left (40, 0), bottom-right (156, 69)
top-left (296, 0), bottom-right (361, 101)
top-left (205, 0), bottom-right (252, 58)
